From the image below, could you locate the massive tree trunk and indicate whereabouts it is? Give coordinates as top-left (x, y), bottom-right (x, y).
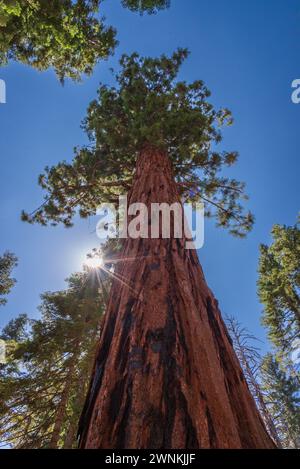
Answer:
top-left (78, 146), bottom-right (276, 449)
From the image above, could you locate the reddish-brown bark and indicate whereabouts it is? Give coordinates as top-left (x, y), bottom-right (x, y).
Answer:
top-left (78, 147), bottom-right (276, 449)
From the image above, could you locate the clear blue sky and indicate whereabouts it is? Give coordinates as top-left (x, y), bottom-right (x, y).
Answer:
top-left (0, 0), bottom-right (299, 351)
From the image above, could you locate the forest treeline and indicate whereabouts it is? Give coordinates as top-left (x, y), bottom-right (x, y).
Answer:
top-left (0, 220), bottom-right (299, 448)
top-left (0, 255), bottom-right (109, 448)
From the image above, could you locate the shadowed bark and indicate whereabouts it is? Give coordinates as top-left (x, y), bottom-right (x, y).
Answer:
top-left (78, 147), bottom-right (276, 449)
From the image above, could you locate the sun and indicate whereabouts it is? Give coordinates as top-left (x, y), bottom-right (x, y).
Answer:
top-left (84, 256), bottom-right (104, 270)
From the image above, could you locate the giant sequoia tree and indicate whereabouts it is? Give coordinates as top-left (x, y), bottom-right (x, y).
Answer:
top-left (24, 50), bottom-right (275, 448)
top-left (0, 0), bottom-right (169, 81)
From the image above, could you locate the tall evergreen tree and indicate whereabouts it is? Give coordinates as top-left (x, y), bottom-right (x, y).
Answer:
top-left (23, 50), bottom-right (275, 449)
top-left (260, 353), bottom-right (300, 449)
top-left (258, 219), bottom-right (300, 351)
top-left (0, 251), bottom-right (17, 306)
top-left (0, 0), bottom-right (169, 81)
top-left (0, 269), bottom-right (107, 448)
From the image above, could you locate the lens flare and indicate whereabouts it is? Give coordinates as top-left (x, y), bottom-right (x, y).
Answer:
top-left (84, 256), bottom-right (104, 269)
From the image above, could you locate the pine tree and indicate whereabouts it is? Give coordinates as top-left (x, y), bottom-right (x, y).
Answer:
top-left (225, 315), bottom-right (282, 447)
top-left (0, 269), bottom-right (107, 448)
top-left (258, 219), bottom-right (300, 351)
top-left (260, 353), bottom-right (300, 448)
top-left (0, 0), bottom-right (169, 81)
top-left (0, 251), bottom-right (17, 306)
top-left (24, 50), bottom-right (275, 449)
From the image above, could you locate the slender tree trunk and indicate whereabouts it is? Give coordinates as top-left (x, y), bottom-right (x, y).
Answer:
top-left (78, 146), bottom-right (276, 449)
top-left (49, 343), bottom-right (80, 449)
top-left (63, 383), bottom-right (84, 449)
top-left (256, 392), bottom-right (282, 448)
top-left (225, 318), bottom-right (282, 447)
top-left (64, 321), bottom-right (103, 449)
top-left (241, 358), bottom-right (282, 447)
top-left (64, 367), bottom-right (90, 449)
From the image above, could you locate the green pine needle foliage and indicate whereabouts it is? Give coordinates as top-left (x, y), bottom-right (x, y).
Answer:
top-left (0, 0), bottom-right (170, 81)
top-left (258, 217), bottom-right (300, 349)
top-left (260, 353), bottom-right (300, 448)
top-left (0, 268), bottom-right (109, 448)
top-left (22, 49), bottom-right (254, 236)
top-left (121, 0), bottom-right (170, 14)
top-left (0, 251), bottom-right (17, 306)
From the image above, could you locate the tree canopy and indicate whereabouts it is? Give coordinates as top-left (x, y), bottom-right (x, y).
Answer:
top-left (260, 353), bottom-right (300, 448)
top-left (0, 251), bottom-right (17, 306)
top-left (258, 218), bottom-right (300, 350)
top-left (22, 49), bottom-right (254, 236)
top-left (0, 268), bottom-right (108, 448)
top-left (0, 0), bottom-right (170, 81)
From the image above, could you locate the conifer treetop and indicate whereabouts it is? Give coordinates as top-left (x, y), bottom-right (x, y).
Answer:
top-left (22, 49), bottom-right (254, 236)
